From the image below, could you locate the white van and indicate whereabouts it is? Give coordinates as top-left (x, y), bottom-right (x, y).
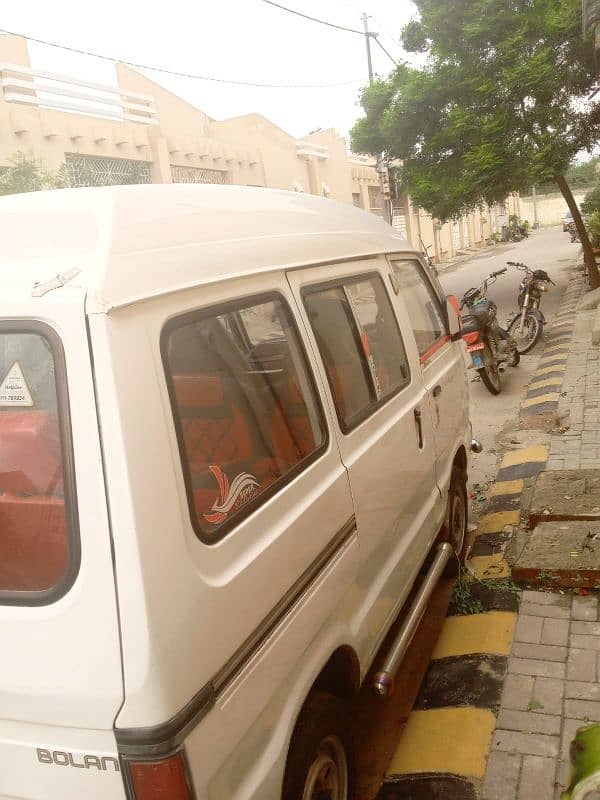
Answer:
top-left (0, 184), bottom-right (475, 800)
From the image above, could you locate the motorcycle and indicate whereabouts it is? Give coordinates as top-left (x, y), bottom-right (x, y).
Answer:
top-left (460, 268), bottom-right (520, 395)
top-left (505, 261), bottom-right (554, 354)
top-left (509, 225), bottom-right (529, 242)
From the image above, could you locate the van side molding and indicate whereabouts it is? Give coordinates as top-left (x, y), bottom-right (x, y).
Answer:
top-left (115, 515), bottom-right (357, 758)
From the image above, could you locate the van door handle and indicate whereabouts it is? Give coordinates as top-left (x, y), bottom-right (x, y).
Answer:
top-left (414, 408), bottom-right (424, 449)
top-left (433, 384), bottom-right (442, 398)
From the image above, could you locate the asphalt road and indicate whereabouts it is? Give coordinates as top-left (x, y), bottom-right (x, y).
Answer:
top-left (440, 226), bottom-right (579, 499)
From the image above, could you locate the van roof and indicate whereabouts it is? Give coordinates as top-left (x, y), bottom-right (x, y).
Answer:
top-left (0, 183), bottom-right (410, 311)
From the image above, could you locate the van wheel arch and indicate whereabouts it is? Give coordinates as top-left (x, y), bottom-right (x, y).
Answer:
top-left (311, 645), bottom-right (361, 699)
top-left (453, 445), bottom-right (468, 480)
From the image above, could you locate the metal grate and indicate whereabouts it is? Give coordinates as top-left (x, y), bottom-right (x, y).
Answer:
top-left (64, 153), bottom-right (151, 187)
top-left (170, 165), bottom-right (229, 185)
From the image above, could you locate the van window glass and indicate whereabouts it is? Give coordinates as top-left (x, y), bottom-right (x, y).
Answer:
top-left (345, 279), bottom-right (410, 399)
top-left (389, 259), bottom-right (447, 357)
top-left (163, 295), bottom-right (326, 542)
top-left (304, 274), bottom-right (410, 431)
top-left (304, 286), bottom-right (373, 428)
top-left (0, 331), bottom-right (72, 595)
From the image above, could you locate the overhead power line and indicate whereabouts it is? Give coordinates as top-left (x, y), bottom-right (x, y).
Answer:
top-left (373, 37), bottom-right (400, 68)
top-left (261, 3), bottom-right (399, 69)
top-left (261, 0), bottom-right (364, 35)
top-left (0, 27), bottom-right (363, 89)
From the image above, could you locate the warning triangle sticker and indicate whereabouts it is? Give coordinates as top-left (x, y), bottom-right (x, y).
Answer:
top-left (0, 362), bottom-right (33, 407)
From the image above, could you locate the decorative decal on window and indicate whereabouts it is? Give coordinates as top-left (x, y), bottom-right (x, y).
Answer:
top-left (203, 465), bottom-right (260, 525)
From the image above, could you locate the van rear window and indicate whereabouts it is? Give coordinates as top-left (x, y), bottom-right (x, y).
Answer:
top-left (0, 329), bottom-right (76, 600)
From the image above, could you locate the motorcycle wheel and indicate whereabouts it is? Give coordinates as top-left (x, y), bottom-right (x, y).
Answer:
top-left (477, 344), bottom-right (502, 395)
top-left (507, 313), bottom-right (543, 355)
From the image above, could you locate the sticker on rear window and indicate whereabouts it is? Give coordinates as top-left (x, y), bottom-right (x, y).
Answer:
top-left (0, 361), bottom-right (33, 406)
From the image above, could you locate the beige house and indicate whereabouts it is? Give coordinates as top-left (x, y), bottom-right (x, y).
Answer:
top-left (0, 33), bottom-right (518, 264)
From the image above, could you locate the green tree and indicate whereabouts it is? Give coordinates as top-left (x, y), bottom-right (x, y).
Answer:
top-left (0, 151), bottom-right (62, 195)
top-left (537, 157), bottom-right (600, 194)
top-left (351, 0), bottom-right (600, 287)
top-left (582, 183), bottom-right (600, 216)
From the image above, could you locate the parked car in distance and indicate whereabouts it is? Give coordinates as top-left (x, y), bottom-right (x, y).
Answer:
top-left (563, 211), bottom-right (574, 231)
top-left (0, 184), bottom-right (477, 800)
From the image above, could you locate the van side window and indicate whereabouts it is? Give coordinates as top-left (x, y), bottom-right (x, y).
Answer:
top-left (163, 295), bottom-right (326, 543)
top-left (304, 274), bottom-right (410, 432)
top-left (0, 328), bottom-right (77, 601)
top-left (389, 259), bottom-right (447, 358)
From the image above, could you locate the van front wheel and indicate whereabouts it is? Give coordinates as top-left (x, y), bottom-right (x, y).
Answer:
top-left (282, 692), bottom-right (356, 800)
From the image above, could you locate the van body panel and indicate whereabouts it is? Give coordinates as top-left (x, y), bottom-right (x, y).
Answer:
top-left (422, 342), bottom-right (470, 492)
top-left (185, 534), bottom-right (360, 799)
top-left (90, 274), bottom-right (358, 731)
top-left (1, 721), bottom-right (124, 800)
top-left (0, 295), bottom-right (124, 799)
top-left (388, 255), bottom-right (470, 495)
top-left (287, 259), bottom-right (444, 659)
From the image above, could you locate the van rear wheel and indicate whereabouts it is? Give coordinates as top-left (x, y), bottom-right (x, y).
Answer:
top-left (282, 692), bottom-right (356, 800)
top-left (443, 466), bottom-right (469, 577)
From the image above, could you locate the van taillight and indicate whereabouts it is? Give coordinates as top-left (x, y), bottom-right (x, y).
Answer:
top-left (126, 751), bottom-right (194, 799)
top-left (462, 331), bottom-right (480, 345)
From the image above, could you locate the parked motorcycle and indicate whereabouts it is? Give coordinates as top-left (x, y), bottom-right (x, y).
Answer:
top-left (509, 225), bottom-right (529, 242)
top-left (505, 261), bottom-right (554, 354)
top-left (460, 268), bottom-right (520, 395)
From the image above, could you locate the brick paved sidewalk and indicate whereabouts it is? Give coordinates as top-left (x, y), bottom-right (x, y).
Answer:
top-left (484, 292), bottom-right (600, 799)
top-left (547, 304), bottom-right (600, 471)
top-left (484, 590), bottom-right (600, 799)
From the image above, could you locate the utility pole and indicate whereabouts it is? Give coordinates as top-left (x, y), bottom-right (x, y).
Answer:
top-left (362, 12), bottom-right (374, 83)
top-left (362, 13), bottom-right (392, 225)
top-left (532, 185), bottom-right (539, 229)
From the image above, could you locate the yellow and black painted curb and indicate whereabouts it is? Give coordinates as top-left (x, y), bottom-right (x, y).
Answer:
top-left (377, 271), bottom-right (586, 799)
top-left (520, 270), bottom-right (584, 419)
top-left (376, 454), bottom-right (532, 799)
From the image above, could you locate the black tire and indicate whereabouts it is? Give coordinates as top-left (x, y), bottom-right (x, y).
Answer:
top-left (282, 692), bottom-right (356, 800)
top-left (443, 466), bottom-right (469, 577)
top-left (477, 344), bottom-right (502, 395)
top-left (507, 313), bottom-right (543, 355)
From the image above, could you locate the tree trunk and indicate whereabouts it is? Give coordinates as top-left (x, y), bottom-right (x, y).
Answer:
top-left (557, 174), bottom-right (600, 289)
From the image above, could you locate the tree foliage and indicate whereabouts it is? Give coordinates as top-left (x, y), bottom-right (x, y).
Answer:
top-left (0, 152), bottom-right (63, 196)
top-left (536, 157), bottom-right (600, 194)
top-left (351, 0), bottom-right (599, 221)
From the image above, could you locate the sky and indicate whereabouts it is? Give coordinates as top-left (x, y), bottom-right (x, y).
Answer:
top-left (2, 0), bottom-right (418, 142)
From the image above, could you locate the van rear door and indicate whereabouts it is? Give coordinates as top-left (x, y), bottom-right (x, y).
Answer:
top-left (0, 298), bottom-right (125, 800)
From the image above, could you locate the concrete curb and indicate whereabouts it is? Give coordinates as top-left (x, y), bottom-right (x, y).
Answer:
top-left (519, 271), bottom-right (585, 419)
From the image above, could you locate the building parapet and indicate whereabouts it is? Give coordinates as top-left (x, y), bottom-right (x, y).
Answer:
top-left (0, 63), bottom-right (157, 125)
top-left (296, 141), bottom-right (329, 159)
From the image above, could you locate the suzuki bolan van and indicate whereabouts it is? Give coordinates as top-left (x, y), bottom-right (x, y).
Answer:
top-left (0, 184), bottom-right (475, 800)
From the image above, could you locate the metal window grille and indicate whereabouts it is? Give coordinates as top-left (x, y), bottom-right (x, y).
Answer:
top-left (64, 153), bottom-right (151, 187)
top-left (170, 165), bottom-right (230, 185)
